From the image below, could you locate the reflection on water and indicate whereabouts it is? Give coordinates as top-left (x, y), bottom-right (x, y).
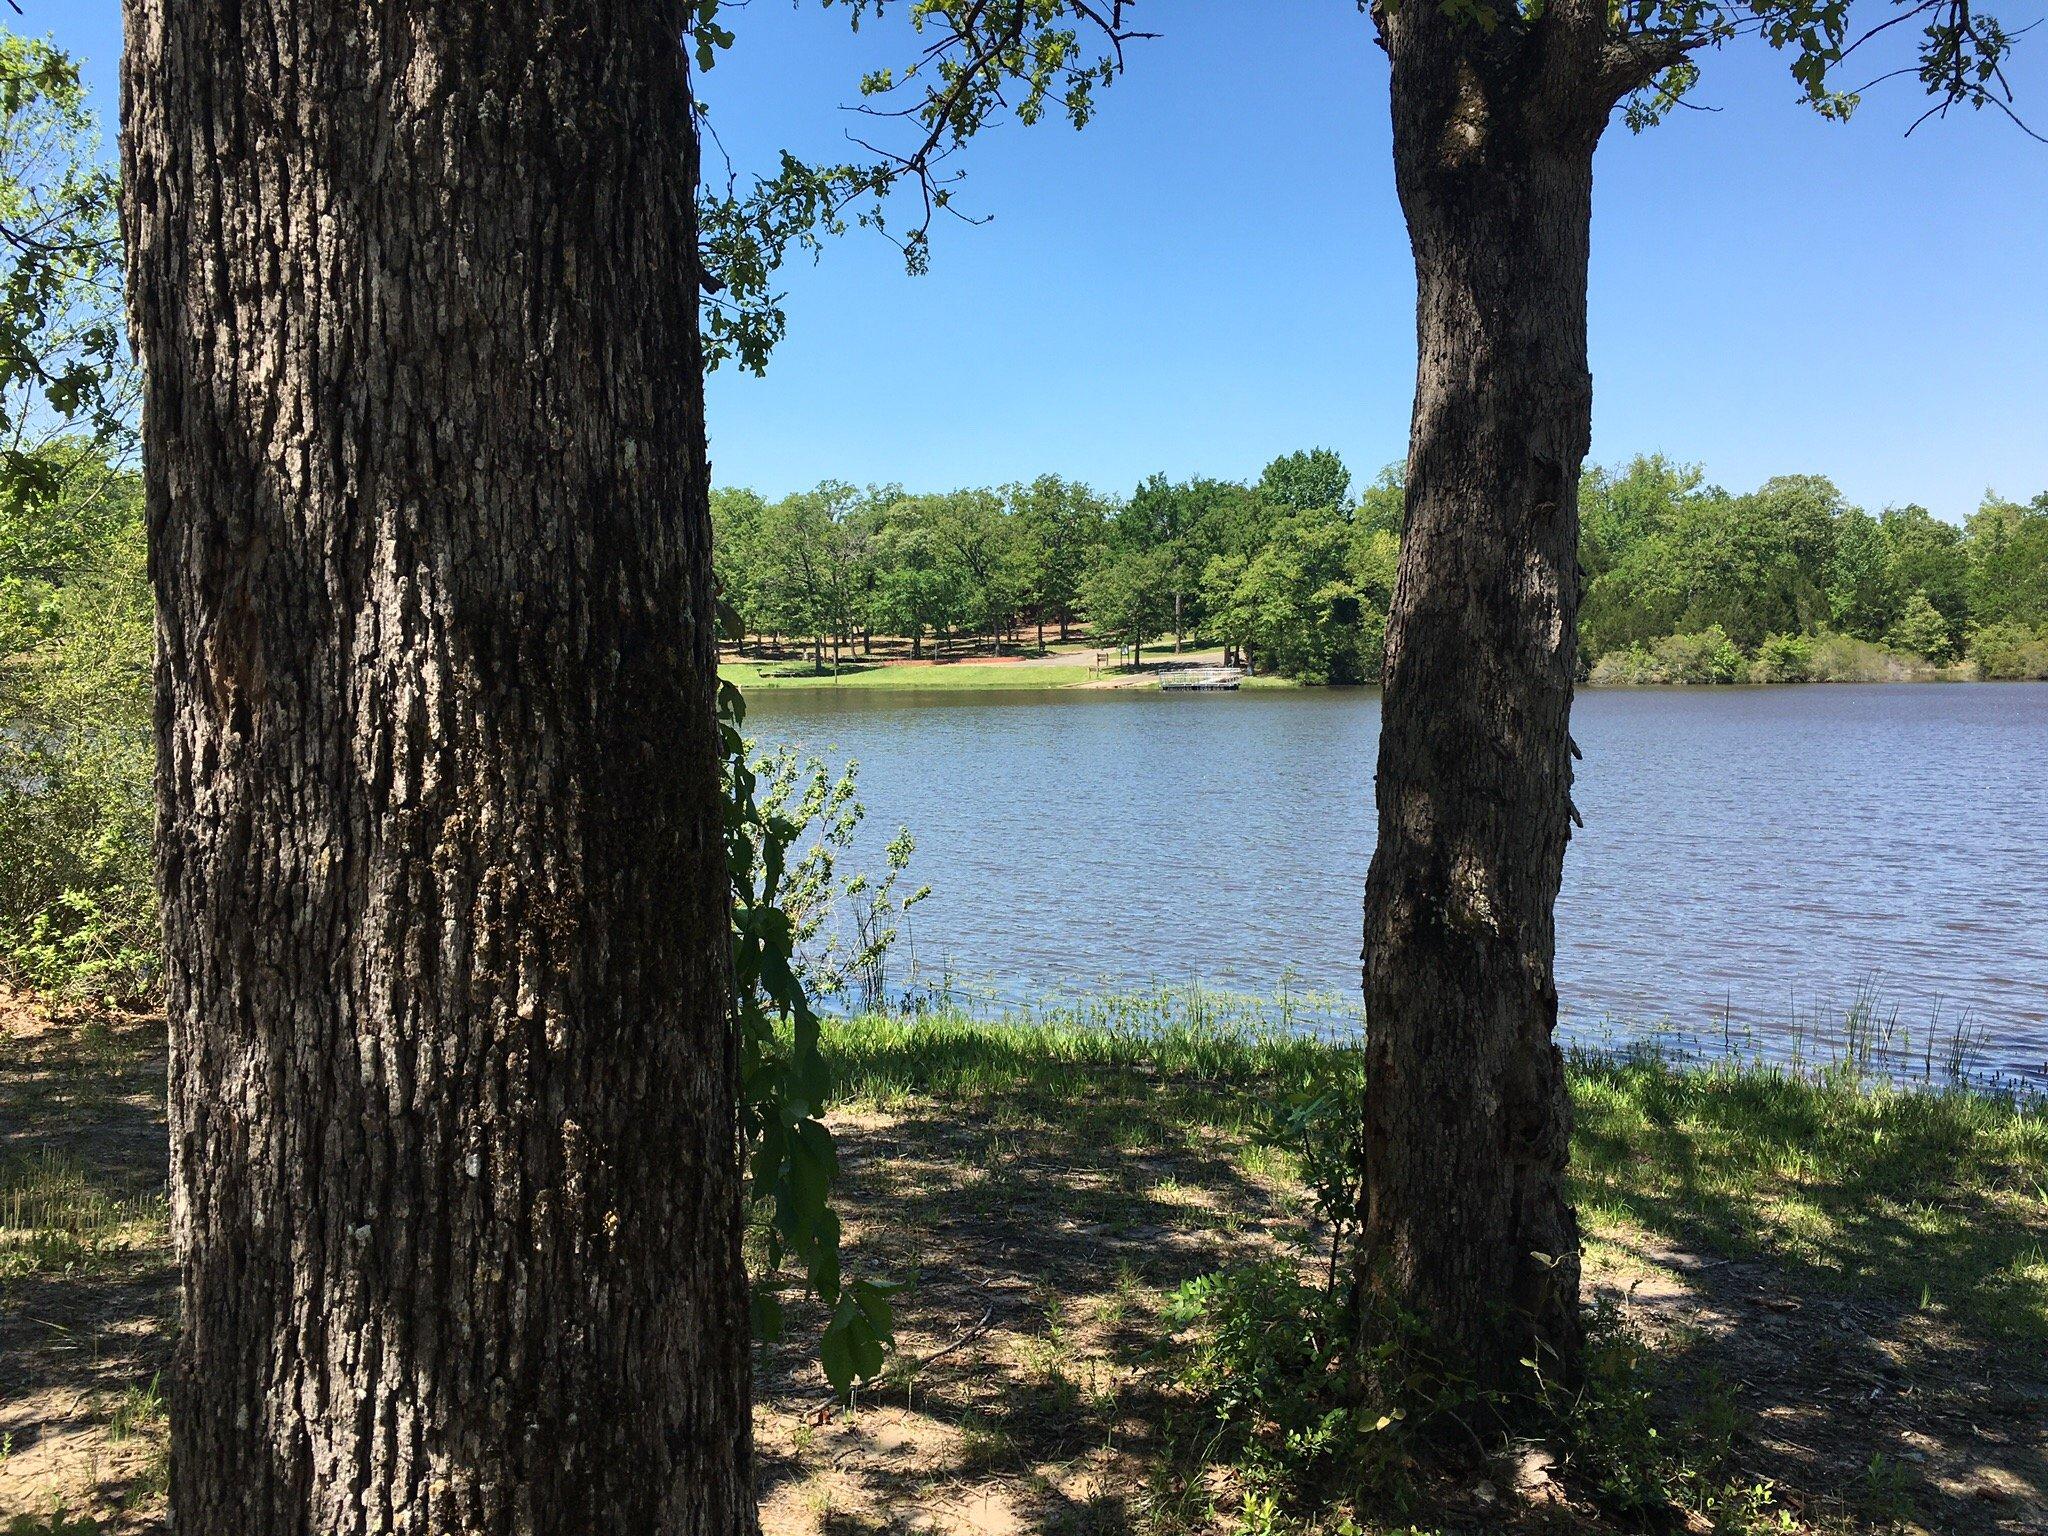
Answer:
top-left (745, 682), bottom-right (2048, 1091)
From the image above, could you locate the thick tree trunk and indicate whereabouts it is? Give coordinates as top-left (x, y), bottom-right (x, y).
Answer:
top-left (1358, 43), bottom-right (1601, 1395)
top-left (123, 3), bottom-right (752, 1531)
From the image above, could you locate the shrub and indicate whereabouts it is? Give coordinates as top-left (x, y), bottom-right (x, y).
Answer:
top-left (1805, 630), bottom-right (1922, 682)
top-left (1886, 590), bottom-right (1955, 661)
top-left (1749, 631), bottom-right (1813, 683)
top-left (1588, 644), bottom-right (1662, 685)
top-left (0, 483), bottom-right (157, 1001)
top-left (1651, 625), bottom-right (1743, 684)
top-left (1969, 619), bottom-right (2048, 680)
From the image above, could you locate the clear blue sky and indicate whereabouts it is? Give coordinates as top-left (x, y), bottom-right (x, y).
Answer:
top-left (32, 0), bottom-right (2048, 519)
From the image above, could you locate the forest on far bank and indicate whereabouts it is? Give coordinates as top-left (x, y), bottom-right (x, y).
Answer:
top-left (714, 449), bottom-right (2048, 685)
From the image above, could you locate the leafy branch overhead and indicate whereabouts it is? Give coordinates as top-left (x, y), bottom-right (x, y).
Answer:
top-left (1356, 0), bottom-right (2032, 134)
top-left (688, 1), bottom-right (1146, 373)
top-left (0, 36), bottom-right (130, 506)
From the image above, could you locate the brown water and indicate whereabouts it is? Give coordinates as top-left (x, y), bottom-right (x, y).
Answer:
top-left (747, 682), bottom-right (2048, 1091)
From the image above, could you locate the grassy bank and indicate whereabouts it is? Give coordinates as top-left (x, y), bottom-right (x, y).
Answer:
top-left (5, 996), bottom-right (2044, 1533)
top-left (822, 1008), bottom-right (2047, 1346)
top-left (721, 659), bottom-right (1306, 692)
top-left (722, 659), bottom-right (1104, 691)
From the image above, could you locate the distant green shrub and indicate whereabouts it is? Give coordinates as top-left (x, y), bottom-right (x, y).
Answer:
top-left (1587, 644), bottom-right (1662, 686)
top-left (1968, 620), bottom-right (2048, 680)
top-left (1886, 590), bottom-right (1955, 660)
top-left (1804, 630), bottom-right (1923, 683)
top-left (1748, 632), bottom-right (1814, 683)
top-left (1652, 625), bottom-right (1744, 684)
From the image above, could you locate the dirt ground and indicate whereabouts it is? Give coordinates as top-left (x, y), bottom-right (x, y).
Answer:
top-left (2, 1005), bottom-right (2041, 1534)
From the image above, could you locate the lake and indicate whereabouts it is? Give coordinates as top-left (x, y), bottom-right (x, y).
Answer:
top-left (747, 682), bottom-right (2048, 1092)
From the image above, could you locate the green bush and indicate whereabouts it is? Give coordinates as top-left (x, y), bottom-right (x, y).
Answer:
top-left (0, 476), bottom-right (157, 1001)
top-left (1652, 625), bottom-right (1744, 684)
top-left (1587, 643), bottom-right (1663, 685)
top-left (1969, 619), bottom-right (2048, 680)
top-left (1748, 631), bottom-right (1813, 683)
top-left (1805, 629), bottom-right (1923, 682)
top-left (1886, 589), bottom-right (1955, 660)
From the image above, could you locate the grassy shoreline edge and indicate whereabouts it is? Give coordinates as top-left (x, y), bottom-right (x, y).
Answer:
top-left (4, 997), bottom-right (2044, 1531)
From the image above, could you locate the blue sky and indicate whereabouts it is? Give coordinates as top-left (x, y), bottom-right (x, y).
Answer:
top-left (33, 0), bottom-right (2048, 519)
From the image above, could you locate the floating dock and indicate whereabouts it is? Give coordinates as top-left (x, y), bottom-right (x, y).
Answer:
top-left (1158, 665), bottom-right (1245, 691)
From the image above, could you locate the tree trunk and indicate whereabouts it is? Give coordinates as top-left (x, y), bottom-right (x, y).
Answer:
top-left (1358, 38), bottom-right (1602, 1396)
top-left (124, 3), bottom-right (753, 1530)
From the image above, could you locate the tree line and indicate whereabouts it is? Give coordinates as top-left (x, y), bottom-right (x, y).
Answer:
top-left (1582, 458), bottom-right (2048, 682)
top-left (717, 449), bottom-right (2048, 684)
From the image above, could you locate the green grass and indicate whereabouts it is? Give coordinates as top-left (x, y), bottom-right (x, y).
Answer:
top-left (1572, 1055), bottom-right (2048, 1341)
top-left (818, 999), bottom-right (2048, 1345)
top-left (0, 1145), bottom-right (168, 1278)
top-left (719, 656), bottom-right (1311, 691)
top-left (720, 659), bottom-right (1101, 691)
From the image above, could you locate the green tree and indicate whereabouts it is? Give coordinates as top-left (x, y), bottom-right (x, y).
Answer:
top-left (1889, 589), bottom-right (1954, 660)
top-left (1881, 503), bottom-right (1971, 642)
top-left (868, 494), bottom-right (963, 658)
top-left (1354, 462), bottom-right (1406, 538)
top-left (0, 35), bottom-right (129, 510)
top-left (1008, 473), bottom-right (1108, 646)
top-left (929, 487), bottom-right (1026, 651)
top-left (1257, 447), bottom-right (1351, 513)
top-left (0, 37), bottom-right (143, 998)
top-left (1964, 492), bottom-right (2048, 628)
top-left (1080, 544), bottom-right (1172, 667)
top-left (1826, 506), bottom-right (1903, 641)
top-left (1579, 455), bottom-right (1704, 583)
top-left (710, 484), bottom-right (770, 650)
top-left (0, 459), bottom-right (152, 997)
top-left (1204, 502), bottom-right (1382, 683)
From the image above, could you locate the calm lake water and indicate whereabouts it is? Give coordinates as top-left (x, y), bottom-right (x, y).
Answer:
top-left (748, 683), bottom-right (2048, 1091)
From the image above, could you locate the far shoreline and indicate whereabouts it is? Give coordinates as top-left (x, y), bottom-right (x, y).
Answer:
top-left (722, 657), bottom-right (2042, 695)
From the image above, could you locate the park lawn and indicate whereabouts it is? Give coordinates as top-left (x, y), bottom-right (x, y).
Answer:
top-left (720, 659), bottom-right (1101, 691)
top-left (4, 994), bottom-right (2044, 1533)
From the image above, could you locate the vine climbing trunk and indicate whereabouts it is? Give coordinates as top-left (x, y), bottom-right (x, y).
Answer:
top-left (1359, 11), bottom-right (1611, 1397)
top-left (123, 2), bottom-right (751, 1531)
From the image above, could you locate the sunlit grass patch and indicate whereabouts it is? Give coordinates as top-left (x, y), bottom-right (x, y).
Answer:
top-left (721, 660), bottom-right (1099, 691)
top-left (0, 1145), bottom-right (167, 1277)
top-left (1568, 1056), bottom-right (2048, 1341)
top-left (821, 999), bottom-right (2048, 1346)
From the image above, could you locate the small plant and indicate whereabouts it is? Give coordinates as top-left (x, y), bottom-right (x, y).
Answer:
top-left (105, 1373), bottom-right (164, 1442)
top-left (1850, 1451), bottom-right (1919, 1522)
top-left (1162, 1261), bottom-right (1370, 1507)
top-left (1542, 1302), bottom-right (1790, 1531)
top-left (1254, 1053), bottom-right (1366, 1294)
top-left (5, 1507), bottom-right (100, 1536)
top-left (720, 676), bottom-right (899, 1393)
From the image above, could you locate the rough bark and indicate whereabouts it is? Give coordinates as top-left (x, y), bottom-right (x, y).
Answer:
top-left (123, 3), bottom-right (752, 1531)
top-left (1359, 13), bottom-right (1617, 1394)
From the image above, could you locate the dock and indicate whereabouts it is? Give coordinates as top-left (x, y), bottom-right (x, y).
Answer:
top-left (1158, 665), bottom-right (1245, 691)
